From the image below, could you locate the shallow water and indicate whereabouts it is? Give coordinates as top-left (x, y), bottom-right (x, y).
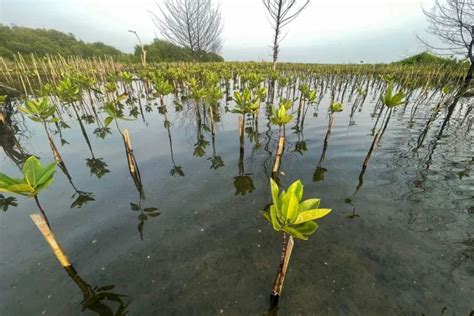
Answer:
top-left (0, 82), bottom-right (473, 315)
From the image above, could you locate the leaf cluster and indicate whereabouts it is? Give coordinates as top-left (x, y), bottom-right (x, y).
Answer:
top-left (262, 179), bottom-right (331, 240)
top-left (0, 156), bottom-right (56, 197)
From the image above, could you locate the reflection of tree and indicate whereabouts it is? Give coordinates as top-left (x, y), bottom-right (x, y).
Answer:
top-left (86, 158), bottom-right (110, 179)
top-left (0, 97), bottom-right (30, 168)
top-left (65, 265), bottom-right (129, 315)
top-left (314, 110), bottom-right (336, 182)
top-left (233, 115), bottom-right (255, 195)
top-left (0, 194), bottom-right (17, 212)
top-left (130, 199), bottom-right (160, 241)
top-left (71, 106), bottom-right (110, 180)
top-left (122, 129), bottom-right (160, 239)
top-left (208, 104), bottom-right (224, 170)
top-left (158, 99), bottom-right (184, 176)
top-left (193, 105), bottom-right (210, 158)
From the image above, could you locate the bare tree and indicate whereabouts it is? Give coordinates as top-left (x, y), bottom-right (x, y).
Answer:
top-left (262, 0), bottom-right (310, 70)
top-left (420, 0), bottom-right (474, 83)
top-left (151, 0), bottom-right (223, 59)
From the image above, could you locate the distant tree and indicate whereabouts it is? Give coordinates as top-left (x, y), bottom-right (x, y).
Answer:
top-left (262, 0), bottom-right (310, 70)
top-left (0, 25), bottom-right (126, 60)
top-left (151, 0), bottom-right (223, 59)
top-left (420, 0), bottom-right (474, 83)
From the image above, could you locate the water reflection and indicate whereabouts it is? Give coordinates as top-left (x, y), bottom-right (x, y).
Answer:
top-left (121, 129), bottom-right (160, 239)
top-left (234, 115), bottom-right (255, 195)
top-left (1, 70), bottom-right (473, 314)
top-left (65, 265), bottom-right (128, 315)
top-left (0, 193), bottom-right (17, 212)
top-left (0, 97), bottom-right (30, 168)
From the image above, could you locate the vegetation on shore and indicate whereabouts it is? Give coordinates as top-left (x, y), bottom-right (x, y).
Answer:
top-left (394, 52), bottom-right (464, 66)
top-left (0, 25), bottom-right (224, 63)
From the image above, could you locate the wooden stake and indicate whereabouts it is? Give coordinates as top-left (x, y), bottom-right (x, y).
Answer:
top-left (30, 213), bottom-right (71, 267)
top-left (270, 233), bottom-right (295, 308)
top-left (272, 135), bottom-right (285, 174)
top-left (123, 129), bottom-right (136, 175)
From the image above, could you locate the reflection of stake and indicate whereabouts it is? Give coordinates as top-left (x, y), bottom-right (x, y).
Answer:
top-left (30, 213), bottom-right (71, 267)
top-left (123, 129), bottom-right (143, 198)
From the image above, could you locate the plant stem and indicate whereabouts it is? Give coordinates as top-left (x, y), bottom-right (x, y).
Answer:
top-left (270, 233), bottom-right (295, 308)
top-left (34, 195), bottom-right (51, 229)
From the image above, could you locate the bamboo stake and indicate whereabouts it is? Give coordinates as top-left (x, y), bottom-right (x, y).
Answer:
top-left (270, 233), bottom-right (294, 308)
top-left (272, 135), bottom-right (285, 174)
top-left (123, 129), bottom-right (136, 175)
top-left (30, 213), bottom-right (71, 267)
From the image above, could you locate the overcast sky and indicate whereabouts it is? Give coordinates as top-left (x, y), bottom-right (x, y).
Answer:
top-left (0, 0), bottom-right (438, 63)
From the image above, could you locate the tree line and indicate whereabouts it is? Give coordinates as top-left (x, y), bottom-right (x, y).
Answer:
top-left (0, 25), bottom-right (223, 63)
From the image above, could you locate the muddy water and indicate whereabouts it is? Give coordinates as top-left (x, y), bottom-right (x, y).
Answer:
top-left (0, 83), bottom-right (472, 315)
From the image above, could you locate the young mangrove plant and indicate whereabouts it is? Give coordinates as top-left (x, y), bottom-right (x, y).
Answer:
top-left (363, 81), bottom-right (406, 168)
top-left (21, 98), bottom-right (95, 209)
top-left (270, 100), bottom-right (293, 176)
top-left (346, 82), bottom-right (406, 212)
top-left (262, 178), bottom-right (331, 309)
top-left (20, 98), bottom-right (67, 171)
top-left (0, 156), bottom-right (56, 228)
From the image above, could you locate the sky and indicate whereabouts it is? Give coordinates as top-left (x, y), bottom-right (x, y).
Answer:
top-left (0, 0), bottom-right (439, 63)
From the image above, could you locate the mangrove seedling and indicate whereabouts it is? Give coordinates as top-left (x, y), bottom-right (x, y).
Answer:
top-left (363, 81), bottom-right (406, 167)
top-left (262, 178), bottom-right (331, 308)
top-left (347, 82), bottom-right (406, 209)
top-left (0, 156), bottom-right (56, 227)
top-left (271, 101), bottom-right (294, 176)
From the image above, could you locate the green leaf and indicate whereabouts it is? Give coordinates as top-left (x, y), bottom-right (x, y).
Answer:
top-left (281, 191), bottom-right (298, 223)
top-left (104, 116), bottom-right (114, 127)
top-left (35, 177), bottom-right (54, 193)
top-left (7, 183), bottom-right (34, 196)
top-left (269, 205), bottom-right (282, 230)
top-left (287, 180), bottom-right (303, 202)
top-left (294, 221), bottom-right (319, 236)
top-left (0, 173), bottom-right (21, 187)
top-left (294, 208), bottom-right (331, 224)
top-left (330, 102), bottom-right (343, 113)
top-left (299, 198), bottom-right (320, 211)
top-left (37, 162), bottom-right (57, 187)
top-left (22, 156), bottom-right (42, 187)
top-left (283, 226), bottom-right (307, 240)
top-left (261, 210), bottom-right (272, 224)
top-left (270, 178), bottom-right (280, 209)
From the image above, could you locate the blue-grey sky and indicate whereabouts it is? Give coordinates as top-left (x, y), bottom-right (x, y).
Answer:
top-left (0, 0), bottom-right (438, 63)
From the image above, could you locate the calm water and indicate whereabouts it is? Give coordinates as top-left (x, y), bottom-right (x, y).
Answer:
top-left (0, 82), bottom-right (473, 315)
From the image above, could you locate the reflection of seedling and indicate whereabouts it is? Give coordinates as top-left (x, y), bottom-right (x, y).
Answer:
top-left (0, 156), bottom-right (56, 227)
top-left (0, 194), bottom-right (17, 212)
top-left (130, 202), bottom-right (160, 240)
top-left (103, 93), bottom-right (133, 133)
top-left (233, 175), bottom-right (255, 196)
top-left (314, 102), bottom-right (343, 182)
top-left (262, 179), bottom-right (331, 308)
top-left (86, 157), bottom-right (110, 179)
